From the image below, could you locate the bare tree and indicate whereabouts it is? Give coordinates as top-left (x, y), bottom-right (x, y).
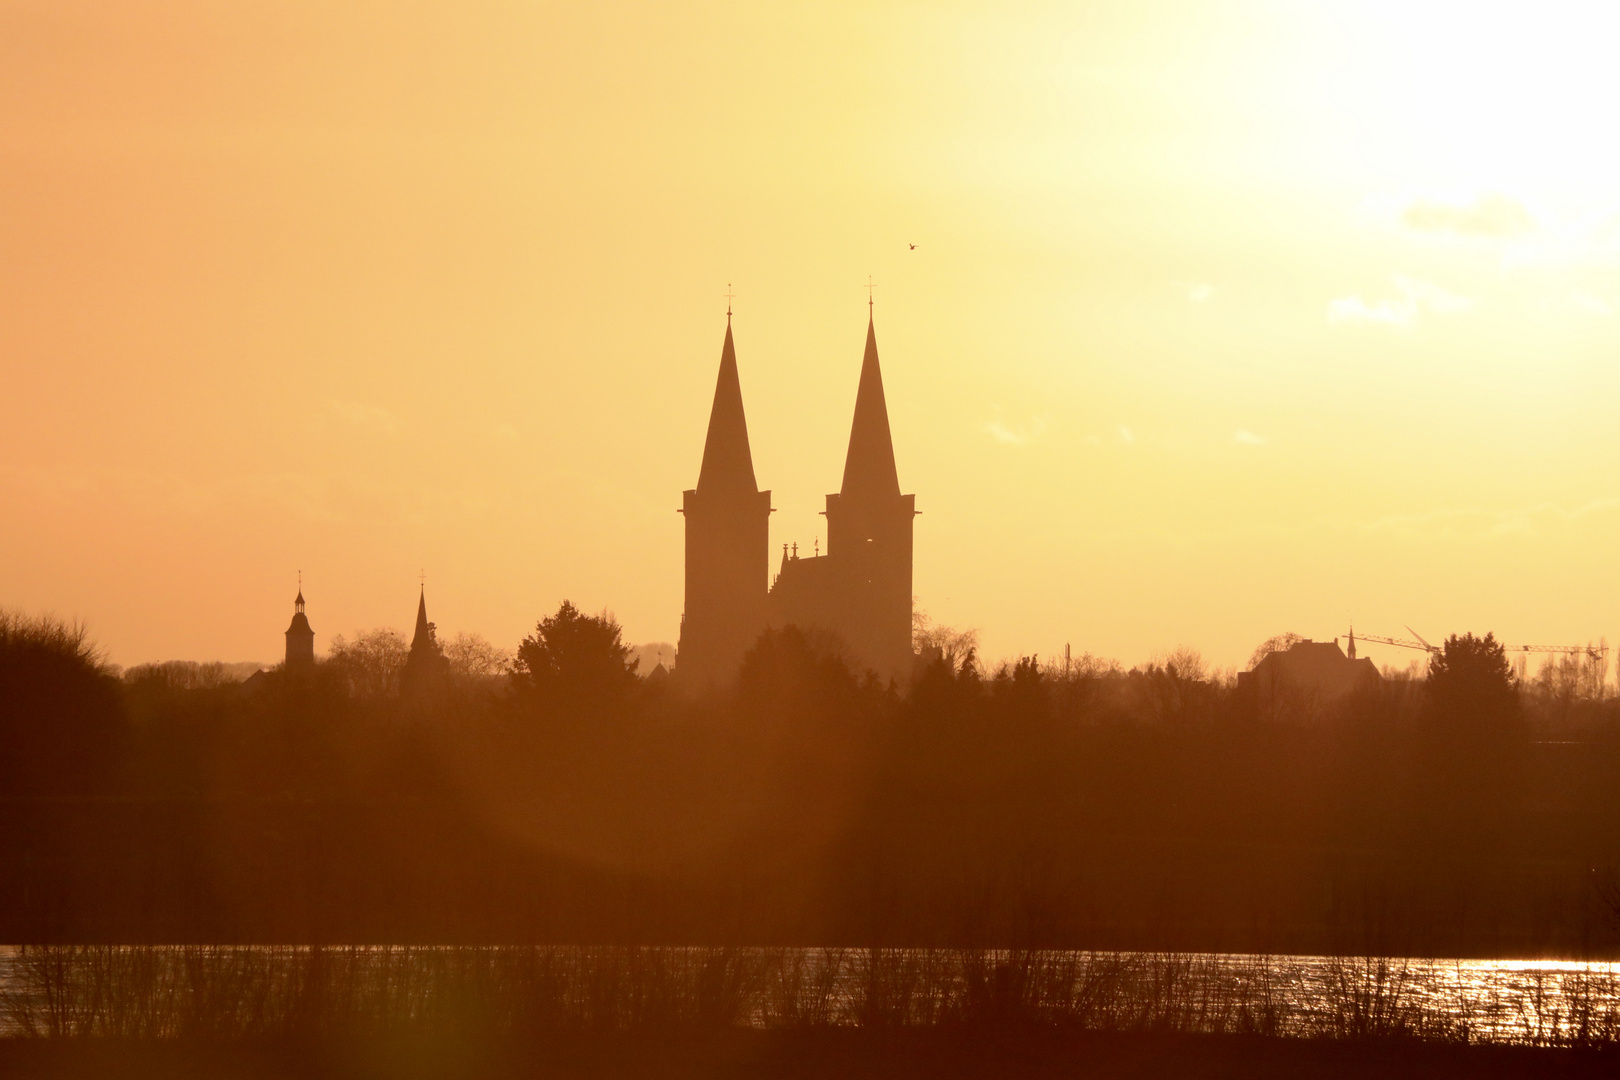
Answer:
top-left (1161, 646), bottom-right (1208, 683)
top-left (1247, 633), bottom-right (1303, 671)
top-left (444, 632), bottom-right (511, 679)
top-left (326, 629), bottom-right (409, 698)
top-left (913, 609), bottom-right (980, 675)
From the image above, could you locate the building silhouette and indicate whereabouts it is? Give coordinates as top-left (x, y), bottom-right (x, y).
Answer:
top-left (678, 307), bottom-right (916, 686)
top-left (677, 317), bottom-right (773, 687)
top-left (284, 588), bottom-right (314, 669)
top-left (1237, 637), bottom-right (1379, 720)
top-left (402, 585), bottom-right (449, 690)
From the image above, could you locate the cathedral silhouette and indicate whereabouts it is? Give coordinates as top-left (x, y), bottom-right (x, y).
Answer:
top-left (678, 306), bottom-right (916, 686)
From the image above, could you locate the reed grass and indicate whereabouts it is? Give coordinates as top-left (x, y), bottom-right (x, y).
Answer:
top-left (5, 947), bottom-right (1620, 1048)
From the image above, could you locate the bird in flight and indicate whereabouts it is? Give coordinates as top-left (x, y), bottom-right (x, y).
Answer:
top-left (908, 243), bottom-right (917, 250)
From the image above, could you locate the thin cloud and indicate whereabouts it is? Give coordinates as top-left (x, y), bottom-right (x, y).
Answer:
top-left (1118, 425), bottom-right (1135, 444)
top-left (1073, 498), bottom-right (1620, 549)
top-left (1402, 192), bottom-right (1536, 238)
top-left (1565, 291), bottom-right (1613, 315)
top-left (1233, 429), bottom-right (1267, 446)
top-left (1175, 280), bottom-right (1215, 302)
top-left (1536, 291), bottom-right (1615, 316)
top-left (1396, 275), bottom-right (1476, 315)
top-left (1327, 275), bottom-right (1476, 329)
top-left (1328, 296), bottom-right (1412, 327)
top-left (981, 413), bottom-right (1047, 446)
top-left (1347, 499), bottom-right (1620, 541)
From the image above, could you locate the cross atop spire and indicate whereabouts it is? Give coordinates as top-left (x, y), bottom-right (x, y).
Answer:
top-left (725, 283), bottom-right (735, 324)
top-left (866, 275), bottom-right (874, 315)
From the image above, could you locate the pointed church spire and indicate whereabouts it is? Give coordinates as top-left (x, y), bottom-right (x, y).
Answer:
top-left (696, 321), bottom-right (760, 494)
top-left (839, 311), bottom-right (901, 499)
top-left (412, 585), bottom-right (431, 650)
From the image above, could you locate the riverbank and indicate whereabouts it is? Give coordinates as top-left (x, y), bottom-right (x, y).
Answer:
top-left (8, 946), bottom-right (1620, 1046)
top-left (0, 1029), bottom-right (1616, 1080)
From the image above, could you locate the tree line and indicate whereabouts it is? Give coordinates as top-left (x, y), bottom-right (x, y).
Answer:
top-left (2, 605), bottom-right (1619, 954)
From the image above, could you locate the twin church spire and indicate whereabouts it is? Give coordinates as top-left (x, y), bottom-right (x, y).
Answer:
top-left (841, 313), bottom-right (902, 501)
top-left (678, 303), bottom-right (915, 686)
top-left (696, 312), bottom-right (901, 504)
top-left (694, 322), bottom-right (761, 496)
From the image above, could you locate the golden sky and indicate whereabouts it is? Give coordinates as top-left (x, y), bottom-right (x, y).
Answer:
top-left (6, 1), bottom-right (1620, 672)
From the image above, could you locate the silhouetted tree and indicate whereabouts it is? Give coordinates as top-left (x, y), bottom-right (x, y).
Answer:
top-left (327, 628), bottom-right (409, 699)
top-left (445, 632), bottom-right (511, 679)
top-left (991, 656), bottom-right (1049, 723)
top-left (1248, 633), bottom-right (1304, 670)
top-left (737, 625), bottom-right (861, 713)
top-left (910, 634), bottom-right (983, 723)
top-left (123, 660), bottom-right (257, 692)
top-left (511, 601), bottom-right (637, 713)
top-left (913, 612), bottom-right (979, 676)
top-left (12, 608), bottom-right (1620, 954)
top-left (1425, 633), bottom-right (1520, 730)
top-left (1419, 632), bottom-right (1526, 852)
top-left (0, 612), bottom-right (127, 796)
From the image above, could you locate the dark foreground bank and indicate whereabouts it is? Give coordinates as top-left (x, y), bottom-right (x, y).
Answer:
top-left (0, 1030), bottom-right (1616, 1080)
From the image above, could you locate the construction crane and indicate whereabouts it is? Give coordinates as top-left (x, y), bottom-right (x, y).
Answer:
top-left (1349, 633), bottom-right (1434, 654)
top-left (1341, 627), bottom-right (1607, 661)
top-left (1342, 626), bottom-right (1438, 655)
top-left (1507, 642), bottom-right (1608, 661)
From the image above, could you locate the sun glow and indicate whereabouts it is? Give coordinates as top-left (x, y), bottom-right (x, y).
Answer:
top-left (1313, 1), bottom-right (1620, 205)
top-left (7, 2), bottom-right (1620, 669)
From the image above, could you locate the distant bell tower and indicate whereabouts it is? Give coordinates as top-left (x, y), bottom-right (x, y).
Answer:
top-left (678, 313), bottom-right (772, 686)
top-left (285, 583), bottom-right (315, 668)
top-left (822, 308), bottom-right (915, 682)
top-left (402, 583), bottom-right (448, 690)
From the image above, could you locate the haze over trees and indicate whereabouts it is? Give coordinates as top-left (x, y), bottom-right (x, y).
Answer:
top-left (2, 605), bottom-right (1619, 956)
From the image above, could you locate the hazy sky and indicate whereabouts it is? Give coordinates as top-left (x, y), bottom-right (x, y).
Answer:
top-left (7, 0), bottom-right (1620, 672)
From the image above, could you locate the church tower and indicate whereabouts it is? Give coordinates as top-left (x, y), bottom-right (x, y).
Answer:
top-left (284, 586), bottom-right (315, 669)
top-left (403, 585), bottom-right (448, 690)
top-left (677, 316), bottom-right (772, 685)
top-left (822, 309), bottom-right (915, 681)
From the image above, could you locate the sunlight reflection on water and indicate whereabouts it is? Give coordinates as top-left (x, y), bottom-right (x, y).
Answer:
top-left (2, 947), bottom-right (1618, 1044)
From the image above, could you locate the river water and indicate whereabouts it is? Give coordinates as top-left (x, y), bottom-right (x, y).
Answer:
top-left (2, 947), bottom-right (1618, 1045)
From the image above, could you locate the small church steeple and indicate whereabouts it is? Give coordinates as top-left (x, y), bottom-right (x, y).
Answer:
top-left (284, 577), bottom-right (314, 669)
top-left (411, 584), bottom-right (432, 652)
top-left (403, 580), bottom-right (448, 691)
